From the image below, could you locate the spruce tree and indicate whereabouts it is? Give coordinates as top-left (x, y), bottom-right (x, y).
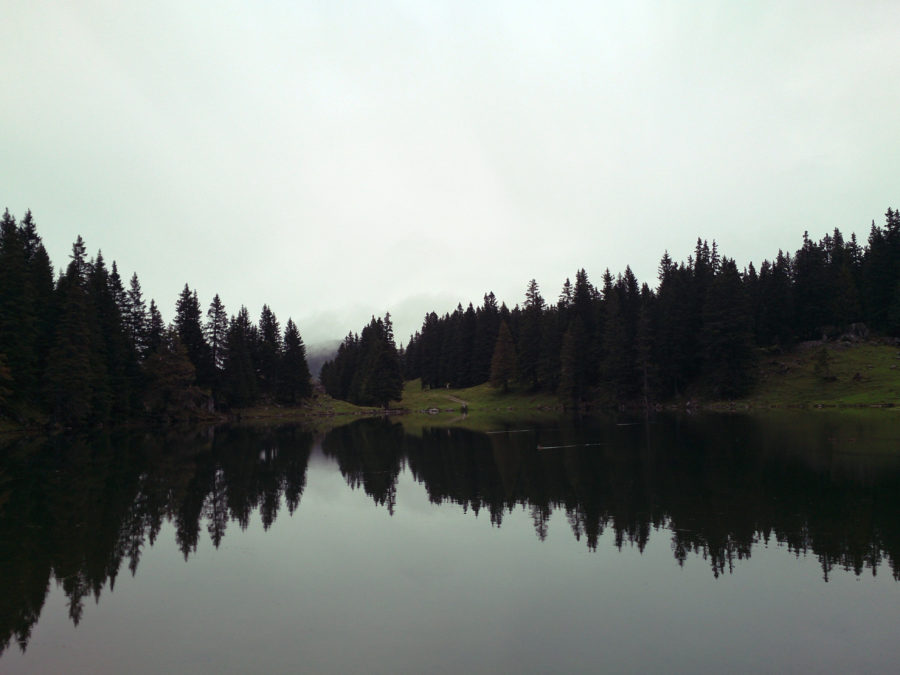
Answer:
top-left (147, 300), bottom-right (165, 354)
top-left (278, 319), bottom-right (312, 403)
top-left (518, 279), bottom-right (544, 389)
top-left (205, 294), bottom-right (228, 378)
top-left (558, 317), bottom-right (587, 404)
top-left (45, 237), bottom-right (96, 425)
top-left (222, 306), bottom-right (258, 407)
top-left (489, 319), bottom-right (516, 393)
top-left (700, 258), bottom-right (756, 398)
top-left (124, 273), bottom-right (149, 358)
top-left (175, 284), bottom-right (212, 386)
top-left (256, 304), bottom-right (282, 396)
top-left (143, 328), bottom-right (201, 421)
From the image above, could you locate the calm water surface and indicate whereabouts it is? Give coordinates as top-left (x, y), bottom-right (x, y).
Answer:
top-left (2, 413), bottom-right (899, 673)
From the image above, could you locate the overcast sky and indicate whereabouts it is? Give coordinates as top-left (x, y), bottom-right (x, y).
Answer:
top-left (3, 1), bottom-right (899, 345)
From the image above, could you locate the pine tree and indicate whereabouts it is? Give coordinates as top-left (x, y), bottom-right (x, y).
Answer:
top-left (489, 320), bottom-right (516, 393)
top-left (0, 210), bottom-right (38, 406)
top-left (222, 306), bottom-right (258, 407)
top-left (278, 318), bottom-right (312, 403)
top-left (205, 294), bottom-right (228, 385)
top-left (518, 279), bottom-right (544, 389)
top-left (256, 304), bottom-right (282, 396)
top-left (174, 284), bottom-right (212, 386)
top-left (558, 317), bottom-right (588, 404)
top-left (124, 273), bottom-right (149, 358)
top-left (88, 252), bottom-right (136, 419)
top-left (700, 258), bottom-right (756, 398)
top-left (147, 299), bottom-right (165, 354)
top-left (472, 292), bottom-right (500, 384)
top-left (143, 328), bottom-right (201, 421)
top-left (45, 236), bottom-right (96, 425)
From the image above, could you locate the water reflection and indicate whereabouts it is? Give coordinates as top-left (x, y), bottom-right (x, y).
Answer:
top-left (1, 413), bottom-right (899, 657)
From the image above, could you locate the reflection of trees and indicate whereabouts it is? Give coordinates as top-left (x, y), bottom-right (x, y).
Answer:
top-left (0, 425), bottom-right (313, 655)
top-left (2, 413), bottom-right (900, 657)
top-left (399, 415), bottom-right (900, 581)
top-left (322, 419), bottom-right (406, 514)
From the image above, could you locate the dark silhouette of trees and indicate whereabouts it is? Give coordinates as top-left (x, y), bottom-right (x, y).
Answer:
top-left (278, 318), bottom-right (312, 404)
top-left (321, 314), bottom-right (403, 407)
top-left (489, 320), bottom-right (517, 392)
top-left (4, 204), bottom-right (900, 423)
top-left (0, 209), bottom-right (313, 427)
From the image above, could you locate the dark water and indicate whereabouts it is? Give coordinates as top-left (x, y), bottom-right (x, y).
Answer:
top-left (2, 413), bottom-right (900, 673)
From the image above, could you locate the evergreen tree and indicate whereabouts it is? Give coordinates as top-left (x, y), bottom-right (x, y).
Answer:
top-left (44, 236), bottom-right (97, 425)
top-left (205, 294), bottom-right (228, 379)
top-left (88, 252), bottom-right (136, 418)
top-left (472, 292), bottom-right (500, 384)
top-left (278, 319), bottom-right (312, 403)
top-left (256, 304), bottom-right (282, 396)
top-left (518, 279), bottom-right (544, 389)
top-left (0, 210), bottom-right (42, 406)
top-left (147, 299), bottom-right (165, 354)
top-left (124, 273), bottom-right (148, 358)
top-left (364, 314), bottom-right (404, 407)
top-left (222, 306), bottom-right (258, 407)
top-left (558, 317), bottom-right (588, 404)
top-left (143, 328), bottom-right (202, 422)
top-left (174, 284), bottom-right (212, 386)
top-left (700, 259), bottom-right (756, 398)
top-left (489, 319), bottom-right (516, 393)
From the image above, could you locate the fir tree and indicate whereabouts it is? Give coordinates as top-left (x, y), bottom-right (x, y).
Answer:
top-left (175, 284), bottom-right (212, 386)
top-left (518, 279), bottom-right (544, 389)
top-left (147, 299), bottom-right (165, 354)
top-left (205, 294), bottom-right (228, 376)
top-left (700, 258), bottom-right (756, 398)
top-left (143, 328), bottom-right (201, 421)
top-left (278, 318), bottom-right (312, 403)
top-left (124, 273), bottom-right (149, 358)
top-left (44, 236), bottom-right (96, 425)
top-left (558, 317), bottom-right (588, 404)
top-left (222, 306), bottom-right (258, 407)
top-left (489, 319), bottom-right (516, 393)
top-left (256, 304), bottom-right (282, 396)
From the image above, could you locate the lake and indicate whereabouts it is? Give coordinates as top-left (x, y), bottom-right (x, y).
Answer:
top-left (2, 412), bottom-right (899, 673)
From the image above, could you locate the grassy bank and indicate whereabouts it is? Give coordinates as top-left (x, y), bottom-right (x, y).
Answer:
top-left (232, 391), bottom-right (393, 431)
top-left (741, 341), bottom-right (900, 408)
top-left (390, 341), bottom-right (900, 426)
top-left (388, 379), bottom-right (564, 431)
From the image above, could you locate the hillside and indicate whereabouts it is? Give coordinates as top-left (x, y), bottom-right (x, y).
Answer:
top-left (389, 341), bottom-right (900, 421)
top-left (742, 341), bottom-right (900, 408)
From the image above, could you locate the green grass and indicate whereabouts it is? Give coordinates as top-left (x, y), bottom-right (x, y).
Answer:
top-left (233, 391), bottom-right (391, 431)
top-left (391, 379), bottom-right (564, 431)
top-left (742, 341), bottom-right (900, 408)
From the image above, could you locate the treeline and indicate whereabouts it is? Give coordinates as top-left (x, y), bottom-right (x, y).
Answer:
top-left (319, 314), bottom-right (404, 407)
top-left (0, 209), bottom-right (312, 426)
top-left (398, 208), bottom-right (900, 404)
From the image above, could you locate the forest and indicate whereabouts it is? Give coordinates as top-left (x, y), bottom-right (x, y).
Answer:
top-left (3, 207), bottom-right (900, 427)
top-left (323, 208), bottom-right (900, 406)
top-left (0, 209), bottom-right (312, 427)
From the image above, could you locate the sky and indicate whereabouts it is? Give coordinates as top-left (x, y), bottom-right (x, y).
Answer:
top-left (3, 1), bottom-right (899, 346)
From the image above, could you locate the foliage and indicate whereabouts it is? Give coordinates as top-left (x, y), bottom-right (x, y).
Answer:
top-left (321, 314), bottom-right (403, 407)
top-left (489, 320), bottom-right (517, 392)
top-left (0, 209), bottom-right (314, 427)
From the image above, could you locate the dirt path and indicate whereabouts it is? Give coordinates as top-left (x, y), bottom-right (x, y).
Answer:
top-left (444, 394), bottom-right (468, 405)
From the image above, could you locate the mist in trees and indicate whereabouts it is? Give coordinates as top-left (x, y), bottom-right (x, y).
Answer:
top-left (320, 314), bottom-right (403, 407)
